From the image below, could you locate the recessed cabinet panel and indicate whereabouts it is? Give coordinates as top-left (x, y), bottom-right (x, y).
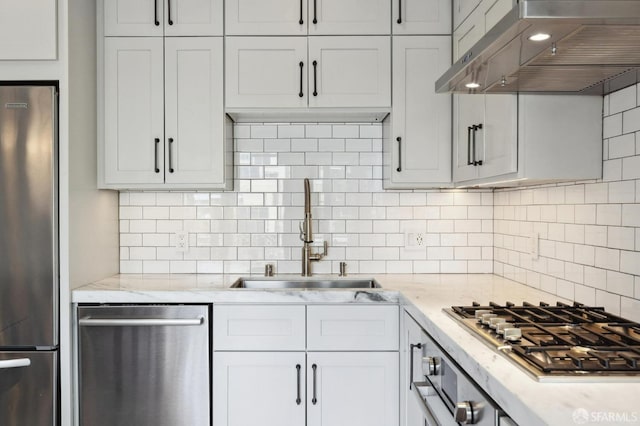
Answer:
top-left (393, 0), bottom-right (451, 35)
top-left (307, 352), bottom-right (399, 426)
top-left (104, 38), bottom-right (164, 184)
top-left (165, 38), bottom-right (224, 184)
top-left (453, 0), bottom-right (482, 30)
top-left (308, 36), bottom-right (390, 108)
top-left (310, 0), bottom-right (390, 35)
top-left (0, 0), bottom-right (57, 59)
top-left (307, 305), bottom-right (399, 350)
top-left (389, 36), bottom-right (451, 187)
top-left (480, 94), bottom-right (517, 178)
top-left (213, 305), bottom-right (306, 350)
top-left (104, 0), bottom-right (163, 36)
top-left (225, 37), bottom-right (308, 108)
top-left (225, 0), bottom-right (307, 35)
top-left (213, 352), bottom-right (306, 426)
top-left (164, 0), bottom-right (223, 36)
top-left (453, 4), bottom-right (483, 61)
top-left (453, 94), bottom-right (484, 182)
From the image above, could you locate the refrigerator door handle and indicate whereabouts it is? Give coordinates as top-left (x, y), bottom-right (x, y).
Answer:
top-left (0, 358), bottom-right (31, 369)
top-left (78, 317), bottom-right (204, 327)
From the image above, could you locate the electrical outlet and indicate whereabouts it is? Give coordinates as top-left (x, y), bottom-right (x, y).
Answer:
top-left (530, 232), bottom-right (539, 260)
top-left (175, 231), bottom-right (189, 253)
top-left (405, 232), bottom-right (426, 250)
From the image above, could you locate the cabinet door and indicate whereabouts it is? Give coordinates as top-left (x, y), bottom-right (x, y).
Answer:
top-left (308, 36), bottom-right (390, 108)
top-left (390, 36), bottom-right (451, 187)
top-left (479, 94), bottom-right (517, 179)
top-left (453, 0), bottom-right (481, 30)
top-left (452, 4), bottom-right (483, 61)
top-left (164, 37), bottom-right (224, 184)
top-left (225, 37), bottom-right (308, 108)
top-left (225, 0), bottom-right (307, 35)
top-left (310, 0), bottom-right (390, 35)
top-left (213, 352), bottom-right (306, 426)
top-left (453, 95), bottom-right (483, 182)
top-left (393, 0), bottom-right (451, 35)
top-left (0, 0), bottom-right (56, 59)
top-left (307, 352), bottom-right (399, 426)
top-left (402, 313), bottom-right (427, 426)
top-left (104, 0), bottom-right (164, 36)
top-left (103, 38), bottom-right (164, 184)
top-left (164, 0), bottom-right (223, 36)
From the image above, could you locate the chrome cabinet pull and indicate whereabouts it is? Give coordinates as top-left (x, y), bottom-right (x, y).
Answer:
top-left (0, 358), bottom-right (31, 369)
top-left (154, 0), bottom-right (160, 26)
top-left (396, 137), bottom-right (402, 172)
top-left (409, 342), bottom-right (422, 389)
top-left (299, 62), bottom-right (304, 98)
top-left (167, 0), bottom-right (173, 25)
top-left (467, 126), bottom-right (473, 165)
top-left (397, 0), bottom-right (402, 23)
top-left (168, 137), bottom-right (175, 173)
top-left (296, 364), bottom-right (302, 405)
top-left (299, 0), bottom-right (304, 24)
top-left (78, 317), bottom-right (204, 326)
top-left (472, 124), bottom-right (483, 166)
top-left (311, 363), bottom-right (318, 405)
top-left (313, 0), bottom-right (317, 24)
top-left (154, 138), bottom-right (160, 173)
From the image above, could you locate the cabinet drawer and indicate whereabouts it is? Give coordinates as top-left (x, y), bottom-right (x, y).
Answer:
top-left (307, 305), bottom-right (399, 351)
top-left (213, 305), bottom-right (305, 350)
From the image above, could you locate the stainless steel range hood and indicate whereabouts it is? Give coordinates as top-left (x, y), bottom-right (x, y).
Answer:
top-left (436, 0), bottom-right (640, 95)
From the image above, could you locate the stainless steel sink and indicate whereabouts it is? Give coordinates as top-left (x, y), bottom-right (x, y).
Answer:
top-left (231, 278), bottom-right (381, 289)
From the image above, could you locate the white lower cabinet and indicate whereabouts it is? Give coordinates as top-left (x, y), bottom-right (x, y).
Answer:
top-left (307, 352), bottom-right (399, 426)
top-left (212, 304), bottom-right (400, 426)
top-left (213, 352), bottom-right (306, 426)
top-left (401, 312), bottom-right (428, 426)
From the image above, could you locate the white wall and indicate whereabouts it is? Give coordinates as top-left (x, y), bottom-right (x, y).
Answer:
top-left (120, 122), bottom-right (494, 275)
top-left (494, 84), bottom-right (640, 322)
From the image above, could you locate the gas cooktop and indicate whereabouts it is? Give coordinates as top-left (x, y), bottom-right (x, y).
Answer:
top-left (446, 301), bottom-right (640, 382)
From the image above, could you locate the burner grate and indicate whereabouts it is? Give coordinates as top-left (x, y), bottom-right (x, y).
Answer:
top-left (449, 301), bottom-right (640, 377)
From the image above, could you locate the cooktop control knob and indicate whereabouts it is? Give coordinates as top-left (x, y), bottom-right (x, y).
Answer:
top-left (454, 401), bottom-right (479, 424)
top-left (421, 356), bottom-right (441, 376)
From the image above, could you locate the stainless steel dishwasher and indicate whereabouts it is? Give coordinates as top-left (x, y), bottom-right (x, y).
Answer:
top-left (78, 305), bottom-right (210, 426)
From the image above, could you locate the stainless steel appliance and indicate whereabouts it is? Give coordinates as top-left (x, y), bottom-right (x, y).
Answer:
top-left (77, 305), bottom-right (210, 426)
top-left (0, 84), bottom-right (58, 426)
top-left (436, 0), bottom-right (640, 95)
top-left (448, 301), bottom-right (640, 382)
top-left (408, 319), bottom-right (514, 426)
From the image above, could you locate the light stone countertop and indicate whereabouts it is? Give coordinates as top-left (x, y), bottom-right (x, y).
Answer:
top-left (73, 273), bottom-right (640, 426)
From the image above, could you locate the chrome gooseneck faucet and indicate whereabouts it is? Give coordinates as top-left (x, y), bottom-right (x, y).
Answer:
top-left (300, 178), bottom-right (328, 276)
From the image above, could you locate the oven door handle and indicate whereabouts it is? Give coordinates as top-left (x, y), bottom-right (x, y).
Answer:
top-left (412, 381), bottom-right (458, 426)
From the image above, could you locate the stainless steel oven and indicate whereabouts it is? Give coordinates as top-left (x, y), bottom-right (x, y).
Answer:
top-left (410, 329), bottom-right (516, 426)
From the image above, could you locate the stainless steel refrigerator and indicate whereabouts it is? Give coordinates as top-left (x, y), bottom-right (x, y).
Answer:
top-left (0, 85), bottom-right (58, 426)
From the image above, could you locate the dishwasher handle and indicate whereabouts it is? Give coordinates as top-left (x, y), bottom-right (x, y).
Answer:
top-left (78, 317), bottom-right (204, 327)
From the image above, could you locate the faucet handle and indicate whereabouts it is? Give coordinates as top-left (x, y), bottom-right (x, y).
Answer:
top-left (299, 221), bottom-right (305, 241)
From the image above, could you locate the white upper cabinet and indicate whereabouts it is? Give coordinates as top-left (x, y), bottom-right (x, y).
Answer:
top-left (103, 38), bottom-right (165, 184)
top-left (104, 0), bottom-right (222, 36)
top-left (386, 36), bottom-right (452, 188)
top-left (225, 0), bottom-right (389, 35)
top-left (452, 94), bottom-right (484, 182)
top-left (226, 36), bottom-right (390, 109)
top-left (392, 0), bottom-right (451, 35)
top-left (225, 37), bottom-right (308, 108)
top-left (308, 36), bottom-right (390, 108)
top-left (225, 0), bottom-right (308, 35)
top-left (164, 37), bottom-right (225, 184)
top-left (0, 0), bottom-right (57, 60)
top-left (309, 0), bottom-right (390, 35)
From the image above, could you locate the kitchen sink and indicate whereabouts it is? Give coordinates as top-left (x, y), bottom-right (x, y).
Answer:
top-left (230, 278), bottom-right (381, 289)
